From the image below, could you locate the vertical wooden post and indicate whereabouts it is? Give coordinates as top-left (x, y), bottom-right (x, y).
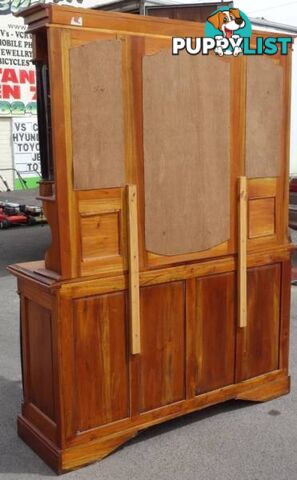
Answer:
top-left (238, 176), bottom-right (247, 328)
top-left (127, 184), bottom-right (141, 354)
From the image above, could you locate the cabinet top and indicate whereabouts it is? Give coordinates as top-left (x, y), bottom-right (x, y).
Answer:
top-left (16, 3), bottom-right (294, 41)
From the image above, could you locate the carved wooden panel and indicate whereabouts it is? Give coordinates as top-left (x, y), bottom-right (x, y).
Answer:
top-left (70, 39), bottom-right (125, 190)
top-left (143, 50), bottom-right (230, 256)
top-left (246, 56), bottom-right (283, 178)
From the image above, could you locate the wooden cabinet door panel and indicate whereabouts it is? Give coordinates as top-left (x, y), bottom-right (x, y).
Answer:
top-left (25, 300), bottom-right (55, 421)
top-left (190, 273), bottom-right (236, 395)
top-left (73, 292), bottom-right (129, 431)
top-left (236, 264), bottom-right (281, 382)
top-left (139, 282), bottom-right (186, 412)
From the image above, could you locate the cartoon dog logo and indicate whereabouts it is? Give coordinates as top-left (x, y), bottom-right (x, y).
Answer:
top-left (207, 8), bottom-right (246, 56)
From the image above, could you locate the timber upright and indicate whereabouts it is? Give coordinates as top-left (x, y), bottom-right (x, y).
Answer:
top-left (8, 4), bottom-right (293, 473)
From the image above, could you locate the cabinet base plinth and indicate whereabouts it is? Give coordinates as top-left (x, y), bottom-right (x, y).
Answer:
top-left (17, 415), bottom-right (137, 474)
top-left (236, 375), bottom-right (290, 402)
top-left (61, 431), bottom-right (137, 473)
top-left (17, 374), bottom-right (290, 474)
top-left (17, 416), bottom-right (61, 473)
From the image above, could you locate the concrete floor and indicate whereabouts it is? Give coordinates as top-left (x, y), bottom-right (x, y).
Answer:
top-left (0, 188), bottom-right (41, 207)
top-left (0, 225), bottom-right (50, 276)
top-left (0, 226), bottom-right (297, 480)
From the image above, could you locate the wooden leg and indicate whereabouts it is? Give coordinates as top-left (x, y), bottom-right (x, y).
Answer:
top-left (235, 375), bottom-right (290, 402)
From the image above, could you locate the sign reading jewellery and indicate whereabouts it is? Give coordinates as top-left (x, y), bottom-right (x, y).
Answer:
top-left (172, 7), bottom-right (293, 56)
top-left (0, 0), bottom-right (87, 116)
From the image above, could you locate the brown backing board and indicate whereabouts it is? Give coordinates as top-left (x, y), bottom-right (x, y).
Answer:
top-left (70, 39), bottom-right (125, 190)
top-left (246, 56), bottom-right (283, 178)
top-left (143, 50), bottom-right (231, 256)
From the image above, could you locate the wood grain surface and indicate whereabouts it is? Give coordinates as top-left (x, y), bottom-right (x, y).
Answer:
top-left (238, 176), bottom-right (247, 328)
top-left (236, 263), bottom-right (281, 382)
top-left (70, 39), bottom-right (125, 190)
top-left (139, 282), bottom-right (185, 411)
top-left (127, 185), bottom-right (141, 355)
top-left (25, 300), bottom-right (55, 421)
top-left (12, 5), bottom-right (293, 473)
top-left (194, 273), bottom-right (236, 394)
top-left (143, 50), bottom-right (231, 255)
top-left (80, 212), bottom-right (120, 258)
top-left (248, 197), bottom-right (275, 239)
top-left (73, 292), bottom-right (129, 430)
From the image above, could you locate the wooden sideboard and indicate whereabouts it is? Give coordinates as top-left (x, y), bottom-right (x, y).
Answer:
top-left (9, 4), bottom-right (293, 473)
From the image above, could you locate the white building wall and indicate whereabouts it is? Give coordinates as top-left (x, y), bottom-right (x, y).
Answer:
top-left (0, 118), bottom-right (14, 191)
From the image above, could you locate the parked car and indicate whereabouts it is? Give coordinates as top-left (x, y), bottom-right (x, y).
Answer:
top-left (289, 176), bottom-right (297, 230)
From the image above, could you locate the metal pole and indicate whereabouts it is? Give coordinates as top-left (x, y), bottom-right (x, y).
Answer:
top-left (139, 0), bottom-right (145, 15)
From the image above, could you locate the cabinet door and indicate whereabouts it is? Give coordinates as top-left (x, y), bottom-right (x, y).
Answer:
top-left (236, 264), bottom-right (281, 382)
top-left (188, 273), bottom-right (236, 396)
top-left (139, 282), bottom-right (186, 412)
top-left (73, 292), bottom-right (129, 432)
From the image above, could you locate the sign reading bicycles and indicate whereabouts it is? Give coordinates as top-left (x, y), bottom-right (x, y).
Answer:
top-left (172, 7), bottom-right (293, 57)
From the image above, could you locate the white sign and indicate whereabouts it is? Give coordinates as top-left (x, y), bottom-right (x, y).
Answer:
top-left (0, 0), bottom-right (96, 16)
top-left (0, 0), bottom-right (97, 116)
top-left (12, 117), bottom-right (40, 178)
top-left (0, 22), bottom-right (36, 115)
